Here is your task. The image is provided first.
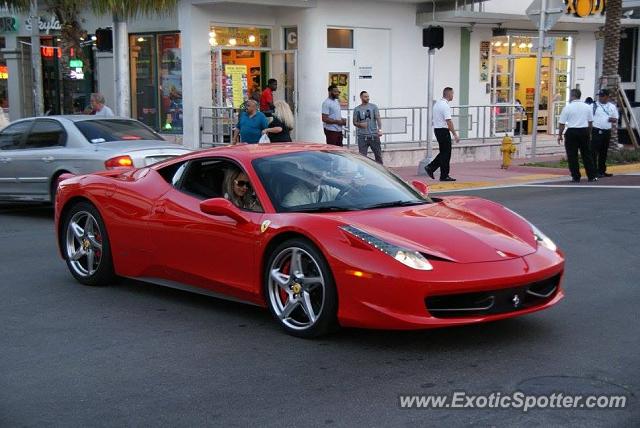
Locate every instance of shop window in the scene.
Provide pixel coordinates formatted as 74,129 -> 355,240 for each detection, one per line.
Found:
130,32 -> 182,133
327,28 -> 353,49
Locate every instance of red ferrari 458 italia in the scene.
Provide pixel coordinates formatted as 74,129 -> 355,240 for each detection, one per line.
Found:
55,144 -> 564,337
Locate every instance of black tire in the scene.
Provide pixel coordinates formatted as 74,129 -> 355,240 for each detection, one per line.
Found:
264,238 -> 339,338
62,201 -> 115,286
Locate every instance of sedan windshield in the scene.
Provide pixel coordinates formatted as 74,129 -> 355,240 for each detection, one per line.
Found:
252,151 -> 430,213
75,119 -> 164,143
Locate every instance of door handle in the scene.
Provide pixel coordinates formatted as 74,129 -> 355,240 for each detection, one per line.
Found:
0,157 -> 11,163
153,204 -> 166,214
41,156 -> 55,163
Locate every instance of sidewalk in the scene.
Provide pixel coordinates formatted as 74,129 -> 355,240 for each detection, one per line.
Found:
390,156 -> 640,192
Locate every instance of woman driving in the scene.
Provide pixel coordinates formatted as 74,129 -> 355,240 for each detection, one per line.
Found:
223,168 -> 262,212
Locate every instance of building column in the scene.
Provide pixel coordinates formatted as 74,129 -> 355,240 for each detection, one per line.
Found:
178,2 -> 212,148
95,50 -> 115,110
2,50 -> 26,121
458,27 -> 471,139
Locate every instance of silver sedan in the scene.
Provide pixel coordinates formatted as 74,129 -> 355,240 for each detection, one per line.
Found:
0,116 -> 191,202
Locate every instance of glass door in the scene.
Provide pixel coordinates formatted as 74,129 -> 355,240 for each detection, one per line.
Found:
270,50 -> 297,137
551,57 -> 572,135
491,55 -> 515,134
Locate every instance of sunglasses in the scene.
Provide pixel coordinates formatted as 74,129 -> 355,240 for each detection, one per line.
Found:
234,179 -> 250,188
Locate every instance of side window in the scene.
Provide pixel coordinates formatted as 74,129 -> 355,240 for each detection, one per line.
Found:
0,121 -> 32,150
24,120 -> 66,149
179,159 -> 230,200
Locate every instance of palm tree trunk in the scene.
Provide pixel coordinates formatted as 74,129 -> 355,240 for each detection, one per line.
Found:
29,0 -> 44,116
601,0 -> 623,146
113,13 -> 130,117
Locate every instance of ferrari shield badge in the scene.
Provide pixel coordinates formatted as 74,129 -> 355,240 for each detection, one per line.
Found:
261,220 -> 271,233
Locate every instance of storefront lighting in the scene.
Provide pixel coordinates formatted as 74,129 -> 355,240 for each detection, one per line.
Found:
494,41 -> 502,47
209,31 -> 216,38
137,37 -> 145,42
248,34 -> 256,43
209,37 -> 217,46
91,35 -> 97,41
511,42 -> 516,47
229,38 -> 237,46
519,43 -> 527,49
527,42 -> 533,48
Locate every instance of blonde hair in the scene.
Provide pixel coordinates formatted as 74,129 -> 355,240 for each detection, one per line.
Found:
273,100 -> 294,130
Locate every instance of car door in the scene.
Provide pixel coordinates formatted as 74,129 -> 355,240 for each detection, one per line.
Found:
0,120 -> 33,198
148,158 -> 264,302
13,119 -> 68,200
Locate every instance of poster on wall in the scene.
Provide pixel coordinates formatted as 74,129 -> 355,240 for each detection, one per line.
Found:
328,72 -> 349,108
224,64 -> 248,108
479,41 -> 490,82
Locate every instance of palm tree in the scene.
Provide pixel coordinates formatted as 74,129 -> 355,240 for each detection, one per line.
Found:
5,0 -> 178,117
600,0 -> 623,145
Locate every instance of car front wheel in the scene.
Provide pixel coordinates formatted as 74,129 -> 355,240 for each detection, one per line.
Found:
265,238 -> 338,338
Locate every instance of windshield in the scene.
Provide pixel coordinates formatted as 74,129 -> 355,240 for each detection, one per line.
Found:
76,119 -> 164,143
252,151 -> 430,213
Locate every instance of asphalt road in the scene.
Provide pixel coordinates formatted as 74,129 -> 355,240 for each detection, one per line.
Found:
1,186 -> 638,427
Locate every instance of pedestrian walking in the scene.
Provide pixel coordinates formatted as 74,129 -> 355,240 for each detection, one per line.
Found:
557,88 -> 598,182
591,89 -> 619,177
322,84 -> 346,146
260,79 -> 277,116
232,99 -> 269,144
90,93 -> 114,117
425,87 -> 459,181
353,91 -> 383,164
262,100 -> 294,142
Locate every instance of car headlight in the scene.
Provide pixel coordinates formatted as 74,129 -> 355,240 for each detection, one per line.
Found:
504,208 -> 557,252
340,225 -> 433,271
531,224 -> 557,252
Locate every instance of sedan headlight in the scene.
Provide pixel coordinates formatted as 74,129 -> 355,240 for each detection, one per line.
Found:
341,225 -> 433,271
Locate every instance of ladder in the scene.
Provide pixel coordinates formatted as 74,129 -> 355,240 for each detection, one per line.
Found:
616,83 -> 640,149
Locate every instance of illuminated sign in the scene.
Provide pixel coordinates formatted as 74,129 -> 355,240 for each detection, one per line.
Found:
69,59 -> 83,68
0,65 -> 7,79
566,0 -> 605,17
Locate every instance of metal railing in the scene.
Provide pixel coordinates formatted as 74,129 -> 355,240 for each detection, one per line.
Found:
197,104 -> 525,148
199,106 -> 236,147
341,104 -> 525,148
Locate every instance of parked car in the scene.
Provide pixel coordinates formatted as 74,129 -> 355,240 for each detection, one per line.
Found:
55,144 -> 564,337
0,116 -> 191,202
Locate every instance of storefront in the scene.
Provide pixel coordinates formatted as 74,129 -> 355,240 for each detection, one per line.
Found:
490,33 -> 574,134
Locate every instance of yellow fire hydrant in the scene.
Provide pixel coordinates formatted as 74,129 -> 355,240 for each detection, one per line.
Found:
500,134 -> 517,169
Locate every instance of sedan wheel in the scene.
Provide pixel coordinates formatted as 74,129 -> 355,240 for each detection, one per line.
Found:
266,239 -> 338,337
63,202 -> 115,286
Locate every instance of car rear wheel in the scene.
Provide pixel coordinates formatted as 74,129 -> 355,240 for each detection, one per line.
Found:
265,238 -> 338,338
63,202 -> 115,286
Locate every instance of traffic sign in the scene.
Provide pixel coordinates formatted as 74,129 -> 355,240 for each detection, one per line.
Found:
526,0 -> 566,31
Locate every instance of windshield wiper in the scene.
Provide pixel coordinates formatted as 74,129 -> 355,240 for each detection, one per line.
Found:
361,200 -> 425,210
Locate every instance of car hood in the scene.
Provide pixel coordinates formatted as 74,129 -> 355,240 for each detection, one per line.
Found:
93,140 -> 191,153
333,197 -> 537,263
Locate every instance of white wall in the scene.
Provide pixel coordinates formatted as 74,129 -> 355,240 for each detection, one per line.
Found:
573,32 -> 598,99
481,0 -> 527,15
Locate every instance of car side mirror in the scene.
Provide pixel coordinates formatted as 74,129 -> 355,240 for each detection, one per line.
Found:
412,180 -> 429,196
200,198 -> 249,224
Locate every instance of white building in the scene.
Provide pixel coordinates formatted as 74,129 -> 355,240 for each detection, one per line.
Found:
2,0 -> 639,154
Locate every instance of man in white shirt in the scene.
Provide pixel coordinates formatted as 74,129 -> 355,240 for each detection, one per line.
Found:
90,93 -> 115,117
425,87 -> 460,181
558,88 -> 598,182
591,89 -> 619,177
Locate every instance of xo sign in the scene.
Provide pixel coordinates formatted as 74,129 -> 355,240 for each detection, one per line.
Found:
566,0 -> 605,17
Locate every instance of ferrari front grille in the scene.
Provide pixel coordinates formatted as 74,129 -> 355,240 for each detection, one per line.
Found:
425,274 -> 561,318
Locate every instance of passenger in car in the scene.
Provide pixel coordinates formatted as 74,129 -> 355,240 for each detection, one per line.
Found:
282,169 -> 340,208
222,168 -> 262,212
